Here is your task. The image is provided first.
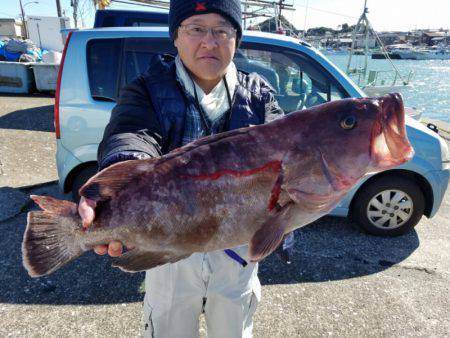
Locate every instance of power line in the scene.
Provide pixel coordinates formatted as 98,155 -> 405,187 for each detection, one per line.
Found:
112,0 -> 170,8
0,12 -> 16,17
292,1 -> 358,19
111,0 -> 168,10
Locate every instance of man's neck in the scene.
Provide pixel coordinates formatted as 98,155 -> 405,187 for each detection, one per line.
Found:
191,75 -> 222,95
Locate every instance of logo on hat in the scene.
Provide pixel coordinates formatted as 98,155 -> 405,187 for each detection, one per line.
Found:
195,2 -> 207,11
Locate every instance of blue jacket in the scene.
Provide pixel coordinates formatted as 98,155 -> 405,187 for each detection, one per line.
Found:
98,54 -> 284,167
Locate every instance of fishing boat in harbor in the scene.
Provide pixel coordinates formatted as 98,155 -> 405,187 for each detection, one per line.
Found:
346,1 -> 414,96
399,45 -> 450,60
372,43 -> 450,60
384,44 -> 415,59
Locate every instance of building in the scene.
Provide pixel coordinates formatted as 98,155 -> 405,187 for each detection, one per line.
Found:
0,19 -> 24,39
421,31 -> 448,46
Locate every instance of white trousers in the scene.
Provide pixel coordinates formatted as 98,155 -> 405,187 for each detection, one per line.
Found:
143,245 -> 261,338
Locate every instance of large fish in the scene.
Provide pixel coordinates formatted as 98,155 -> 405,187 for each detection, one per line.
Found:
22,93 -> 414,277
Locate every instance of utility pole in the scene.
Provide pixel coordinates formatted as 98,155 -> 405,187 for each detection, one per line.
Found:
71,0 -> 78,28
19,0 -> 28,39
243,2 -> 248,30
278,0 -> 283,31
55,0 -> 62,17
303,0 -> 309,38
273,2 -> 278,31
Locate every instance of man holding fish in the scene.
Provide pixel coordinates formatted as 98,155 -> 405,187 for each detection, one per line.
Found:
23,0 -> 414,337
80,0 -> 288,336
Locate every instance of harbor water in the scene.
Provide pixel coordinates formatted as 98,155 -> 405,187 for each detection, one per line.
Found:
327,54 -> 450,123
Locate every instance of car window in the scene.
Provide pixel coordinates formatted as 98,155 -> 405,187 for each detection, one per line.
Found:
100,16 -> 116,28
121,38 -> 176,86
86,38 -> 122,101
86,38 -> 176,102
86,37 -> 348,106
236,43 -> 349,113
124,18 -> 167,27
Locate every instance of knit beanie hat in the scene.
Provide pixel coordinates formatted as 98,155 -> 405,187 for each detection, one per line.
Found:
169,0 -> 242,42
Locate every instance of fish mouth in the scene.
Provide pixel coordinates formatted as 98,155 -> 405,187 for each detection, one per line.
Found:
370,93 -> 414,169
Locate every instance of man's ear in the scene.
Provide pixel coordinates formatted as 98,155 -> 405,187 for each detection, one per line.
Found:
173,29 -> 180,49
235,38 -> 241,49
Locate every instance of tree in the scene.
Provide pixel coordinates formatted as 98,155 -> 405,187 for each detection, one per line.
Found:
307,27 -> 336,36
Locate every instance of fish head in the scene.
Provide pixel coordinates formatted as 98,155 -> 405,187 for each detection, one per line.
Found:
367,93 -> 415,170
285,93 -> 414,209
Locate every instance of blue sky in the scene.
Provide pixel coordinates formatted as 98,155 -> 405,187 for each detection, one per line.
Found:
1,0 -> 449,31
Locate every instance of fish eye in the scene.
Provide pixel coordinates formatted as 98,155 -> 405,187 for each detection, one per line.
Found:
340,115 -> 357,130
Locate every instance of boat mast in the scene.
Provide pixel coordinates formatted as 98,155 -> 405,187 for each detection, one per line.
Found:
363,1 -> 370,81
346,0 -> 370,84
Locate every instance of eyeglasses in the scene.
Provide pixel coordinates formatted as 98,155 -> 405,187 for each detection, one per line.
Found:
179,24 -> 237,41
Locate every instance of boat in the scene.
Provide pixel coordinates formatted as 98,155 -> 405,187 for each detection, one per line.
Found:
345,1 -> 414,96
386,44 -> 415,59
400,45 -> 450,60
323,46 -> 350,55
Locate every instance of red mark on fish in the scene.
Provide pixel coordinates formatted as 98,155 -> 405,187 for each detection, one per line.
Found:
268,177 -> 282,211
180,160 -> 282,181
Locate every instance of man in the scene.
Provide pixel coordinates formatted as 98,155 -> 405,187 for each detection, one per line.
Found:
79,0 -> 290,336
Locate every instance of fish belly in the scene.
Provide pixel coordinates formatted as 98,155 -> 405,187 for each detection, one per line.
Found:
129,163 -> 282,253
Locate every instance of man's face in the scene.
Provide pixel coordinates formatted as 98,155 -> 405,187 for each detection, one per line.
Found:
174,13 -> 237,82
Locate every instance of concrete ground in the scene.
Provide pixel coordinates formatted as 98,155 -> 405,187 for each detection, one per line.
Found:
0,95 -> 449,337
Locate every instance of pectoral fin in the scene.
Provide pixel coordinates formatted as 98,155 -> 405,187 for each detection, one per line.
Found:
249,202 -> 295,262
112,250 -> 190,272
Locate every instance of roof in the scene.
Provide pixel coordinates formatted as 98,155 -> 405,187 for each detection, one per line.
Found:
423,32 -> 446,37
80,26 -> 306,44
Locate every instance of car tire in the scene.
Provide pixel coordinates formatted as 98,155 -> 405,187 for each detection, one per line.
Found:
351,176 -> 425,236
71,165 -> 98,203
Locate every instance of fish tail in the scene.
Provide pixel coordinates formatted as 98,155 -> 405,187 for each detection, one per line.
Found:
22,195 -> 85,278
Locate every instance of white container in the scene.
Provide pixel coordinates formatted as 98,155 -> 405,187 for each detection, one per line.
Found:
26,16 -> 71,52
0,61 -> 34,93
31,63 -> 59,91
42,51 -> 62,64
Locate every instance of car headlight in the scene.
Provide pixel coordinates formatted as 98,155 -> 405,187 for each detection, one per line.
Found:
438,135 -> 450,170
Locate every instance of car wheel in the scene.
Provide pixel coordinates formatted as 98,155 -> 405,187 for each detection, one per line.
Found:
351,176 -> 425,236
71,165 -> 98,203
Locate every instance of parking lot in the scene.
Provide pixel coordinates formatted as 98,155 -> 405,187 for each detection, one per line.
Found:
0,94 -> 449,337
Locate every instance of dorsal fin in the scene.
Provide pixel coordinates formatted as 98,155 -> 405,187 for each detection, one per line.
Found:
78,159 -> 156,202
79,129 -> 252,202
30,195 -> 78,215
159,127 -> 251,162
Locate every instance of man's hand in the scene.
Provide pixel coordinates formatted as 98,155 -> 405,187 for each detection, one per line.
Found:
78,196 -> 123,257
